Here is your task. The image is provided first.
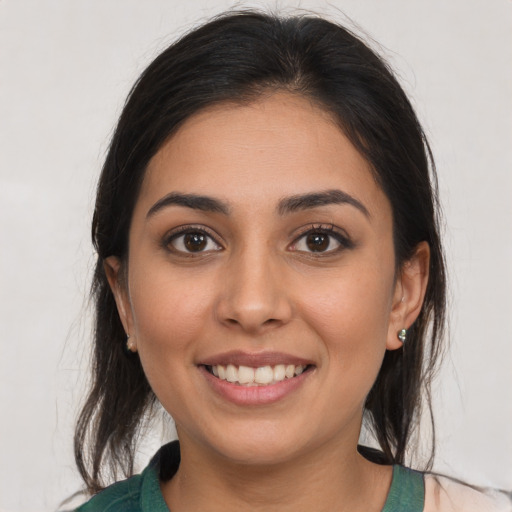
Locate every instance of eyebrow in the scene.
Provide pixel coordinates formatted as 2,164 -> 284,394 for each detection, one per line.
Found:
277,189 -> 370,217
146,192 -> 230,218
146,189 -> 369,219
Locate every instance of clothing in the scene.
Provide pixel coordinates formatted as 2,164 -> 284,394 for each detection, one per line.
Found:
423,474 -> 511,512
75,442 -> 511,512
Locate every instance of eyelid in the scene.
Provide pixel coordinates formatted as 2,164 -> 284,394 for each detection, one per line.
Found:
162,224 -> 224,254
288,223 -> 354,253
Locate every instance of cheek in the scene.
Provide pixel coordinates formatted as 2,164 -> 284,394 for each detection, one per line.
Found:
128,266 -> 214,359
300,267 -> 394,343
297,260 -> 395,394
127,269 -> 217,417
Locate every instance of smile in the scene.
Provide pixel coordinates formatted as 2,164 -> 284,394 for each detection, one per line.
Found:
199,351 -> 315,405
206,364 -> 308,386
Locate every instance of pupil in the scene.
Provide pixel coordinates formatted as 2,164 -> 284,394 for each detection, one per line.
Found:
184,233 -> 207,251
306,233 -> 329,252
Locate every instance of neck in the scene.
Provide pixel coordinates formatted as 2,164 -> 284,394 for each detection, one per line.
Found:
161,434 -> 392,512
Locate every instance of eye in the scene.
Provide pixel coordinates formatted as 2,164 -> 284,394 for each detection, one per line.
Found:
290,225 -> 352,254
165,227 -> 222,254
294,232 -> 340,253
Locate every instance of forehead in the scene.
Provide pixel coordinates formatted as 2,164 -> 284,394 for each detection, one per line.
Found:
139,93 -> 388,218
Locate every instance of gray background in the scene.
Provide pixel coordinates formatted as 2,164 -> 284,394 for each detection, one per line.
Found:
1,1 -> 511,510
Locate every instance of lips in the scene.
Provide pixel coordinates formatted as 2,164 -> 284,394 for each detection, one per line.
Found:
200,350 -> 313,368
198,351 -> 315,405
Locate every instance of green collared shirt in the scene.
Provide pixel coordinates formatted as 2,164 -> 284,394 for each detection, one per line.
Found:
76,442 -> 424,512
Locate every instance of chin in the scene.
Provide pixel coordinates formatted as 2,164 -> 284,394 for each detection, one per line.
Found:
201,420 -> 321,467
216,439 -> 303,467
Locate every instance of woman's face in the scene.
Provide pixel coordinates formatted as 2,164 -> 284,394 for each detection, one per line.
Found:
108,93 -> 425,465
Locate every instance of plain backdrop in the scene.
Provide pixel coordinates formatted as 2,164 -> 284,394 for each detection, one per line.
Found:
1,1 -> 511,511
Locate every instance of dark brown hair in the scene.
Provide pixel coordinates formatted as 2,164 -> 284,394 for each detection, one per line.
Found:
75,11 -> 446,494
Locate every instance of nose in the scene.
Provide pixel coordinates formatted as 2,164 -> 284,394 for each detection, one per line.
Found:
215,247 -> 293,335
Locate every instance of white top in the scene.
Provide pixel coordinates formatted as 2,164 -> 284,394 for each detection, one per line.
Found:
424,474 -> 512,511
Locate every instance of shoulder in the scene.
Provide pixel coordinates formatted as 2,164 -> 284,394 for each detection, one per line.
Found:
73,442 -> 178,512
423,473 -> 512,512
74,474 -> 143,512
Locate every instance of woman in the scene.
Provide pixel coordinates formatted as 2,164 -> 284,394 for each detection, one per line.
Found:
74,11 -> 510,511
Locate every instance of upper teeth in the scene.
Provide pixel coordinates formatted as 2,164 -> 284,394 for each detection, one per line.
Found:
210,364 -> 307,386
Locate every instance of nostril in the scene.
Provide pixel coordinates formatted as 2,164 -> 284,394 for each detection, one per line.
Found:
215,288 -> 293,332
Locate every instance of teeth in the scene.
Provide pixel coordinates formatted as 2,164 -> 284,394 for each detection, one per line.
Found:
209,363 -> 308,386
238,365 -> 255,384
254,366 -> 274,384
273,364 -> 286,382
226,364 -> 238,383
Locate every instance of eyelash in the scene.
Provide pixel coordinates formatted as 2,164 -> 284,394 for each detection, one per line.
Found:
290,224 -> 354,255
162,223 -> 353,256
163,225 -> 223,256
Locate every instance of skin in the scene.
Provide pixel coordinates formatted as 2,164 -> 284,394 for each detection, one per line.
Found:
106,92 -> 430,512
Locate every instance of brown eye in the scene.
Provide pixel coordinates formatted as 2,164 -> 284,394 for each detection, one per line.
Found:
184,232 -> 207,252
291,226 -> 350,255
167,229 -> 222,254
306,233 -> 330,252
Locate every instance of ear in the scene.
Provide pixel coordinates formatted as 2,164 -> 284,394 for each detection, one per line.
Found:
104,256 -> 134,339
386,241 -> 430,350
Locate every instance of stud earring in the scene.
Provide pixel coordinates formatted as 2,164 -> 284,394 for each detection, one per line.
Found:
397,328 -> 407,344
126,334 -> 137,353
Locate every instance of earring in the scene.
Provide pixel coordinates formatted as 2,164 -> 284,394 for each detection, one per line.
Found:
397,328 -> 407,344
126,334 -> 137,353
